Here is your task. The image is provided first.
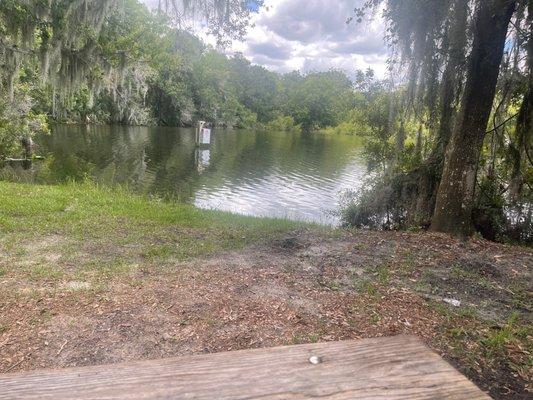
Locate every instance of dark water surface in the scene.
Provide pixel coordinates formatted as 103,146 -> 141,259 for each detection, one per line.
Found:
7,125 -> 367,224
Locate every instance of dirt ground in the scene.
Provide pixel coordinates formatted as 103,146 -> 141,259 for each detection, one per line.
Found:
0,229 -> 531,399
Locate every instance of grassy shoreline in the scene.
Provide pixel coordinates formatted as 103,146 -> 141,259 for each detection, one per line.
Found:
0,181 -> 318,262
0,181 -> 327,291
0,181 -> 531,399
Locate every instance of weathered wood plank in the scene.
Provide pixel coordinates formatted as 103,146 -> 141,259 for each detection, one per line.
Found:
0,335 -> 489,399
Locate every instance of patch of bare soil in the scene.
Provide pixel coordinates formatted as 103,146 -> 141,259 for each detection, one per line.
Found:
0,230 -> 531,399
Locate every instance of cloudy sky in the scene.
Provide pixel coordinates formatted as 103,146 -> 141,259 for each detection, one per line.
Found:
143,0 -> 389,78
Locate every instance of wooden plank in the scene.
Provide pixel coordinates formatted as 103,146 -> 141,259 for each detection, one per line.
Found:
0,335 -> 489,400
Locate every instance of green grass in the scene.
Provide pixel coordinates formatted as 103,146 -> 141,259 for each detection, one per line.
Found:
482,312 -> 532,355
0,181 -> 321,284
357,279 -> 378,296
0,181 -> 306,236
374,265 -> 390,284
0,181 -> 309,235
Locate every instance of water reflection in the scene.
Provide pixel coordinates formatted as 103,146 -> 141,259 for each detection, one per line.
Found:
6,125 -> 366,224
195,149 -> 211,173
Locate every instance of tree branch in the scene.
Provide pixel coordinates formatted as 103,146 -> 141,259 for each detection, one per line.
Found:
485,112 -> 518,134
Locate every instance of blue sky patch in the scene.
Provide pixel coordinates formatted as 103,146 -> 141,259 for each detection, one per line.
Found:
247,0 -> 263,12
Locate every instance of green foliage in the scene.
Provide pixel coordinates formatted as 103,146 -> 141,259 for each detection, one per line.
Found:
342,176 -> 395,229
228,54 -> 280,123
265,115 -> 301,133
323,121 -> 357,135
472,177 -> 507,241
0,96 -> 48,160
481,312 -> 531,356
233,104 -> 259,129
0,0 -> 263,156
282,70 -> 355,131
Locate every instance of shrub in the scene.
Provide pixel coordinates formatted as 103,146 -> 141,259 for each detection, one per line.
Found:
265,115 -> 301,133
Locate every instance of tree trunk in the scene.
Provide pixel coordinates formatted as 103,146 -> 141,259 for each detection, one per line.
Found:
431,0 -> 516,237
429,0 -> 468,163
405,0 -> 468,227
408,0 -> 468,226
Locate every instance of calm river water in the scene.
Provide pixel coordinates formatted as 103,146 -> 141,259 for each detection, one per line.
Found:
7,125 -> 367,224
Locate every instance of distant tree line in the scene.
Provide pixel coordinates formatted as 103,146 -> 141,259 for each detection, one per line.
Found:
0,0 -> 355,159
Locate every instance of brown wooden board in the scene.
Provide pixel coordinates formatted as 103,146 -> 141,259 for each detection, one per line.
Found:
0,335 -> 489,399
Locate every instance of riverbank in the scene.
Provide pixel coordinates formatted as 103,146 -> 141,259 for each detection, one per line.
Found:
0,182 -> 531,399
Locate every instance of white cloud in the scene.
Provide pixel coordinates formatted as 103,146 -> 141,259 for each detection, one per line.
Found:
141,0 -> 389,78
233,0 -> 388,78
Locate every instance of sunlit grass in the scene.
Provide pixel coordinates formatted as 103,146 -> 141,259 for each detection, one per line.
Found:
0,181 -> 323,284
0,181 -> 310,238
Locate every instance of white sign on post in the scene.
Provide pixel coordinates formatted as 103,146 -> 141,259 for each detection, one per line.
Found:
201,128 -> 211,144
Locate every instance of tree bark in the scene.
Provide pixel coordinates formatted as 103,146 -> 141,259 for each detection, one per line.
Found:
409,0 -> 467,223
429,0 -> 468,163
431,0 -> 516,237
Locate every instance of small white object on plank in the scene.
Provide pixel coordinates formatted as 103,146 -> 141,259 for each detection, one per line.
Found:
308,355 -> 322,365
0,335 -> 489,400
